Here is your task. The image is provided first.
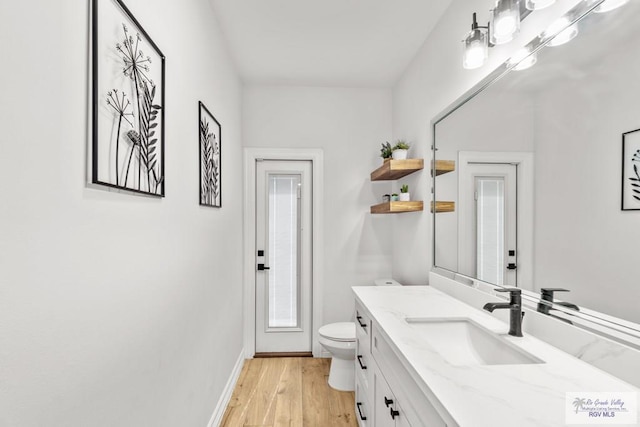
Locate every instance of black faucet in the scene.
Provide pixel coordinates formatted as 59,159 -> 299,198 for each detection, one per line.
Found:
537,288 -> 579,315
483,288 -> 524,337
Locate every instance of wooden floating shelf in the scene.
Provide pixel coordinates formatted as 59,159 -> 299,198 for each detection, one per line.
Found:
432,160 -> 455,177
431,201 -> 455,213
371,201 -> 424,214
371,159 -> 424,181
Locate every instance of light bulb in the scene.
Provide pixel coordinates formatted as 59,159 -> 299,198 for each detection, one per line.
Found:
544,17 -> 579,47
594,0 -> 629,13
509,48 -> 537,70
463,29 -> 488,69
490,0 -> 521,45
495,16 -> 517,37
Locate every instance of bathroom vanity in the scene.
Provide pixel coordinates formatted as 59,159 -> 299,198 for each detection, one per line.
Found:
352,285 -> 639,427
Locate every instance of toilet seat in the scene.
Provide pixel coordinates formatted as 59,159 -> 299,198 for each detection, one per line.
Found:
318,322 -> 355,342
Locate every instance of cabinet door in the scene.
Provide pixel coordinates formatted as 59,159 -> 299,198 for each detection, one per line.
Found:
355,379 -> 371,427
373,363 -> 415,427
373,365 -> 396,427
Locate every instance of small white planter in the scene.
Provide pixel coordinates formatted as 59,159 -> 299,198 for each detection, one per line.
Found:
399,192 -> 410,201
392,149 -> 408,160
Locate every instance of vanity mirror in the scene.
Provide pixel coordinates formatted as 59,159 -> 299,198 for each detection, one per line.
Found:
432,0 -> 640,341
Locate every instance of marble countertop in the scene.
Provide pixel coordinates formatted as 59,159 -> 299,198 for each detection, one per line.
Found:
353,285 -> 639,427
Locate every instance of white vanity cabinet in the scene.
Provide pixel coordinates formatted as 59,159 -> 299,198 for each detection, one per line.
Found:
355,303 -> 373,426
355,301 -> 451,427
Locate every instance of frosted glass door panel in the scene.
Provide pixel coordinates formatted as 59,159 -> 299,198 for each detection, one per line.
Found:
268,175 -> 301,328
476,177 -> 505,286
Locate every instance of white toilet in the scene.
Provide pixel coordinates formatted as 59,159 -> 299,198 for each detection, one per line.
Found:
319,279 -> 401,391
318,322 -> 357,391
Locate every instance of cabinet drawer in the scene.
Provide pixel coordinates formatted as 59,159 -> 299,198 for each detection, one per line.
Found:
355,345 -> 373,405
357,322 -> 370,356
355,303 -> 371,338
355,379 -> 372,427
356,340 -> 372,380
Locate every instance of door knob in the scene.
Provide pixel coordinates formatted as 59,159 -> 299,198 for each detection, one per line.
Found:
257,264 -> 270,271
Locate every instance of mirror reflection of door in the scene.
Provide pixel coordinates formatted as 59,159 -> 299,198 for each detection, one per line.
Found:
461,163 -> 517,287
255,160 -> 312,354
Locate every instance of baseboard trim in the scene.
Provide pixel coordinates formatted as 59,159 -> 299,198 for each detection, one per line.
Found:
207,349 -> 245,427
254,351 -> 313,358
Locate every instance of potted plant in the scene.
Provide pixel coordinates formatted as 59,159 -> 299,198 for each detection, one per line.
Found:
399,184 -> 410,201
380,142 -> 393,163
392,141 -> 410,160
391,193 -> 399,201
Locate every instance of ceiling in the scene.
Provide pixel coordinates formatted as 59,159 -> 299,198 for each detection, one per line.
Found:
210,0 -> 453,87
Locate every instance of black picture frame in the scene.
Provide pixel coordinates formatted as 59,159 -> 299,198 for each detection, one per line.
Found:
91,0 -> 166,196
199,102 -> 222,207
622,128 -> 640,211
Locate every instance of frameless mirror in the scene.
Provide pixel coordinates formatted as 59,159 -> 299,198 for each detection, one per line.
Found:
433,0 -> 640,337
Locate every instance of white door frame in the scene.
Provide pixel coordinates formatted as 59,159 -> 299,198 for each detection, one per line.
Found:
458,151 -> 534,290
243,148 -> 324,358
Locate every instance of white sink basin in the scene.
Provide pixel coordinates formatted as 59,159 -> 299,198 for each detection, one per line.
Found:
404,317 -> 544,366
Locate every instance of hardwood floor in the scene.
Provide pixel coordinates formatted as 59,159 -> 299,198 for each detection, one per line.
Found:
220,357 -> 357,427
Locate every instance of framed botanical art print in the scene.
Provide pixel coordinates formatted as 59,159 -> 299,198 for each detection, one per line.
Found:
199,102 -> 222,207
91,0 -> 165,196
622,128 -> 640,211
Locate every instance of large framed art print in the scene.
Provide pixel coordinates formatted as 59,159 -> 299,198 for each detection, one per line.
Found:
91,0 -> 165,196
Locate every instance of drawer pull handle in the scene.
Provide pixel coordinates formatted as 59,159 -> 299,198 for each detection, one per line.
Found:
356,402 -> 367,421
356,316 -> 367,329
384,396 -> 393,407
390,407 -> 400,420
357,355 -> 367,370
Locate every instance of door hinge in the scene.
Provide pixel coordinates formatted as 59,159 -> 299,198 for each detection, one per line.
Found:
297,183 -> 301,199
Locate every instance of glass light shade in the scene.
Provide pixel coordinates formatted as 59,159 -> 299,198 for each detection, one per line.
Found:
509,48 -> 537,70
490,0 -> 521,45
544,18 -> 579,47
594,0 -> 629,13
525,0 -> 555,10
463,28 -> 489,69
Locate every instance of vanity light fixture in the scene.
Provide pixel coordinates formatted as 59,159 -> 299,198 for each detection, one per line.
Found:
544,17 -> 579,47
509,47 -> 537,70
462,13 -> 490,69
462,0 -> 526,69
593,0 -> 629,13
490,0 -> 521,45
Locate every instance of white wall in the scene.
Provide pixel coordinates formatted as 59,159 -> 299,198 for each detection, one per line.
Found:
0,1 -> 243,426
391,0 -> 581,284
243,86 -> 393,325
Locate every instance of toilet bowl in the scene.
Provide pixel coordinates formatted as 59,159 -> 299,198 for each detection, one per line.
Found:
318,278 -> 402,391
318,322 -> 356,391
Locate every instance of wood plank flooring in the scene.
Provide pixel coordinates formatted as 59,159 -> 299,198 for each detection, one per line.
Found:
220,357 -> 357,427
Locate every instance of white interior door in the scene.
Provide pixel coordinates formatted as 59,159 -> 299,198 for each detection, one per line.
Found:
255,160 -> 312,353
460,163 -> 518,287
